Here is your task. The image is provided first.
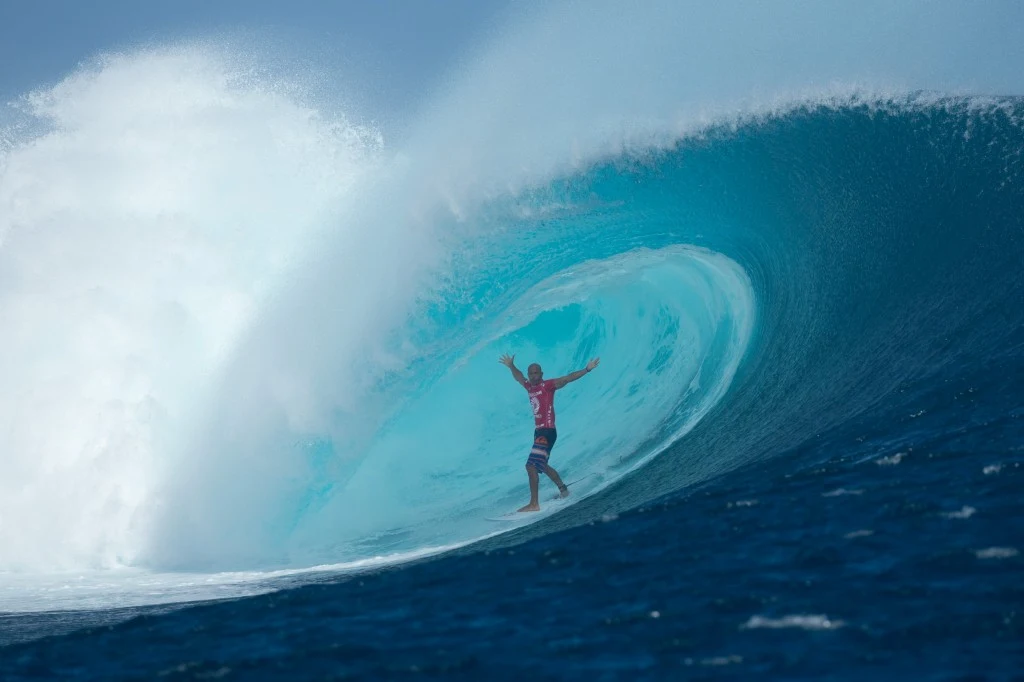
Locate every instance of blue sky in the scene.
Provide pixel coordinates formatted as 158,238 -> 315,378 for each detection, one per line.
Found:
0,0 -> 513,119
4,1 -> 1024,135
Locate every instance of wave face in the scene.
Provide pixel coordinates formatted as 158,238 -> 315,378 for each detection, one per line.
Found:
1,3 -> 1023,610
341,96 -> 1023,555
157,96 -> 1023,573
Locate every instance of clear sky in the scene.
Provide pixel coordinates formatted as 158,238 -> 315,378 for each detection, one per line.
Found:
4,1 -> 1024,138
0,0 -> 514,121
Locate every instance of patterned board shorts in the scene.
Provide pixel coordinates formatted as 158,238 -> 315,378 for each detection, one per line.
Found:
526,428 -> 558,473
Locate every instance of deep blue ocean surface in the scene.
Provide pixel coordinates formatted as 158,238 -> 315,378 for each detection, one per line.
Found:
1,96 -> 1022,679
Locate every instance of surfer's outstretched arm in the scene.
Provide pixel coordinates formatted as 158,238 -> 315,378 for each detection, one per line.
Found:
553,357 -> 600,389
499,353 -> 527,385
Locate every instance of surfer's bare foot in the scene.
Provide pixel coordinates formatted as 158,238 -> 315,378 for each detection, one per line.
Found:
518,503 -> 541,512
558,485 -> 570,498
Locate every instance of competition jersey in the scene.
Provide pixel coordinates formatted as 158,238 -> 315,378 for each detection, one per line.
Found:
521,378 -> 557,429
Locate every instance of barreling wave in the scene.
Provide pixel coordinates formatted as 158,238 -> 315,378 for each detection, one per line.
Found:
1,0 -> 1022,611
146,95 -> 1024,572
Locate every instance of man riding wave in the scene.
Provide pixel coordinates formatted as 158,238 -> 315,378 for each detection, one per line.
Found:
499,353 -> 600,512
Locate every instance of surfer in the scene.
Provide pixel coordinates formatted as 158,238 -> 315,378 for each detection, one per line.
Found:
499,353 -> 600,512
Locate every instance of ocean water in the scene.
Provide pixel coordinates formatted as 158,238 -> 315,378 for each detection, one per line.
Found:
2,4 -> 1023,680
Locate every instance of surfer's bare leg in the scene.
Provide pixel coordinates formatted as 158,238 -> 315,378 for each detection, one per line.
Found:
518,464 -> 541,512
545,465 -> 570,498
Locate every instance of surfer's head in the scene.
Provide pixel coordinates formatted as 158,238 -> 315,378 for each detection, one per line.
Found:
527,363 -> 543,384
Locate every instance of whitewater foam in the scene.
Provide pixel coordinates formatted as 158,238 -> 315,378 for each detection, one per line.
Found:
0,46 -> 382,573
741,614 -> 845,631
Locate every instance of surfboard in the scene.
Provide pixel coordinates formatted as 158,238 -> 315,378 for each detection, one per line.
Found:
486,500 -> 567,523
486,509 -> 534,523
486,474 -> 594,522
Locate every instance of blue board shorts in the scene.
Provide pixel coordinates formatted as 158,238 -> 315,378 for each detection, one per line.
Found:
526,428 -> 557,473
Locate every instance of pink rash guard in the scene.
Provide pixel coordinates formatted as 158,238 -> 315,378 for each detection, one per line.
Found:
521,378 -> 557,429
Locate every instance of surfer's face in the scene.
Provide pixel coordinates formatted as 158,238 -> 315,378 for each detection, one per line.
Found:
527,364 -> 543,384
